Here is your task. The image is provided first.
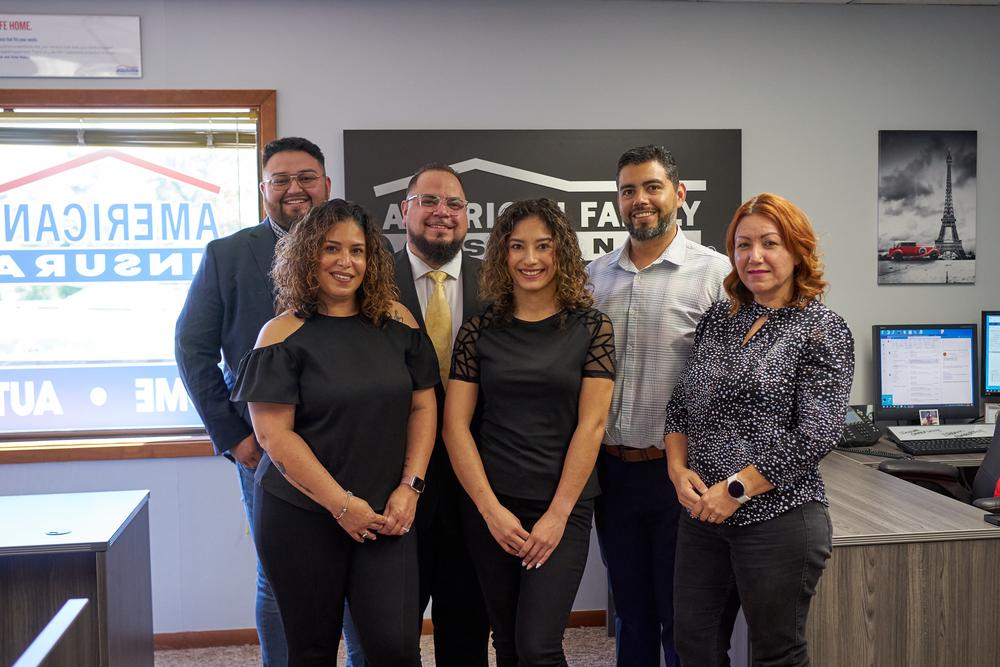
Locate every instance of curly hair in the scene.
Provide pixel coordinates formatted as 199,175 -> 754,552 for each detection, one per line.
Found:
271,199 -> 398,325
479,198 -> 592,322
723,192 -> 827,314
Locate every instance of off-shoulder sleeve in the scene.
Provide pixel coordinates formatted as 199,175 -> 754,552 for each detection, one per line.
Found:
450,315 -> 483,383
230,344 -> 301,404
406,328 -> 441,390
582,310 -> 616,379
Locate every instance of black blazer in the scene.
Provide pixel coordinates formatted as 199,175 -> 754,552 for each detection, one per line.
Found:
175,221 -> 277,455
393,248 -> 482,334
393,248 -> 483,472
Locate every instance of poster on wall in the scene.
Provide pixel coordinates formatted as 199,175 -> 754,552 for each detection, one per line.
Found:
0,15 -> 141,78
344,130 -> 741,261
0,145 -> 259,434
877,130 -> 977,285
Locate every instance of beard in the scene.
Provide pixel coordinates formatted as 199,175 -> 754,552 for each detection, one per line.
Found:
625,206 -> 677,242
410,233 -> 464,266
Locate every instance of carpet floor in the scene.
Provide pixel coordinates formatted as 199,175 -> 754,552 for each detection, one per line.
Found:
155,627 -> 615,666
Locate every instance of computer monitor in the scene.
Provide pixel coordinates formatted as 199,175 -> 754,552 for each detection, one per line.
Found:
872,323 -> 979,423
983,311 -> 1000,399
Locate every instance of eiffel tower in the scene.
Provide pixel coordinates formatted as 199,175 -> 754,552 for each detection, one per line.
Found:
934,150 -> 967,259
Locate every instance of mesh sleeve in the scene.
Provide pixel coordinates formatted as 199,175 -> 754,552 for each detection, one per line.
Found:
582,310 -> 616,379
449,314 -> 482,383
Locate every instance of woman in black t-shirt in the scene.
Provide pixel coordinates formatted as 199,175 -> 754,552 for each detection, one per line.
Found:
443,198 -> 616,667
230,199 -> 437,666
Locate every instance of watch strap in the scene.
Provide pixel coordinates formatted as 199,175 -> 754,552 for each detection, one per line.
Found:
727,473 -> 750,505
401,475 -> 425,494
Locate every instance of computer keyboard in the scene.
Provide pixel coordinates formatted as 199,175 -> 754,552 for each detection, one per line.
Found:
895,437 -> 992,456
837,447 -> 912,459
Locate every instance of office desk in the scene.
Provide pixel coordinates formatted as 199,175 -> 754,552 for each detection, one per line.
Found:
835,436 -> 984,468
805,454 -> 1000,665
0,490 -> 153,667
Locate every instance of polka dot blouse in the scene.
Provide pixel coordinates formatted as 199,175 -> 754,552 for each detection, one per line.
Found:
664,299 -> 855,526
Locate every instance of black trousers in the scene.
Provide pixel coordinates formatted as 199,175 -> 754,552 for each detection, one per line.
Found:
415,448 -> 490,666
673,501 -> 832,667
461,494 -> 594,667
253,488 -> 420,667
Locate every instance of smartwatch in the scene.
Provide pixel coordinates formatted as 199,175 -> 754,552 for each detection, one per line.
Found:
401,475 -> 426,495
727,474 -> 750,505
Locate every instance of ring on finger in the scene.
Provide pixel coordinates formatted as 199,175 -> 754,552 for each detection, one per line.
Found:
361,530 -> 370,540
402,526 -> 410,533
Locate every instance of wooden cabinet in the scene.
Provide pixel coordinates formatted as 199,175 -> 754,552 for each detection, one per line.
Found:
0,490 -> 153,666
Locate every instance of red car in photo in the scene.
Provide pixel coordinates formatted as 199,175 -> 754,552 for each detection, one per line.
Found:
887,241 -> 940,261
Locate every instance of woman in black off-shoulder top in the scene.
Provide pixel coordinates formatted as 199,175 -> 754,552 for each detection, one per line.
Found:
230,199 -> 437,666
443,199 -> 616,667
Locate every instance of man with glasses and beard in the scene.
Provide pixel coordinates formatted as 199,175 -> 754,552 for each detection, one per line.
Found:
177,137 -> 339,666
586,146 -> 729,667
393,164 -> 490,667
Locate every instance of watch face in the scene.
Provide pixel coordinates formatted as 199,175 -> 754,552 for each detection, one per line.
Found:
728,479 -> 745,499
410,477 -> 426,493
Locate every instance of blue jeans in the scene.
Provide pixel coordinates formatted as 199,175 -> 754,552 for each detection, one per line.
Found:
238,463 -> 365,666
673,502 -> 833,667
342,603 -> 365,666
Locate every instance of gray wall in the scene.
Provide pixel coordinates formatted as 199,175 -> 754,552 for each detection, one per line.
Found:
3,0 -> 998,634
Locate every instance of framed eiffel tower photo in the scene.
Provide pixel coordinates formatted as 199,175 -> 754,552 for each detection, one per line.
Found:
877,130 -> 977,284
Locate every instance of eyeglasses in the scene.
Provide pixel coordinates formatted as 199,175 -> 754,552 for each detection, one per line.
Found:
405,194 -> 468,212
262,172 -> 324,190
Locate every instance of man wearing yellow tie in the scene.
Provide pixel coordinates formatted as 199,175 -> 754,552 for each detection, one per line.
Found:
393,163 -> 489,667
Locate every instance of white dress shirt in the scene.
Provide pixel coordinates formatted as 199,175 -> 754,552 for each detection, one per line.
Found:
406,244 -> 465,345
586,227 -> 730,450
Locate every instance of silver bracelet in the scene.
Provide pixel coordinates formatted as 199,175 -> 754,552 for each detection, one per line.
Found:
333,491 -> 353,521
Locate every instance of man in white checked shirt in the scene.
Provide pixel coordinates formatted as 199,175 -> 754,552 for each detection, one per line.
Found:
587,145 -> 729,667
392,164 -> 489,667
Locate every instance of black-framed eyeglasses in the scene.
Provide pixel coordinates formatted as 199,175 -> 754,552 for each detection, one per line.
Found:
405,194 -> 468,212
262,172 -> 324,190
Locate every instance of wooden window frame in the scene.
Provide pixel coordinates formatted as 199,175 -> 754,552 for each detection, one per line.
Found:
0,89 -> 277,464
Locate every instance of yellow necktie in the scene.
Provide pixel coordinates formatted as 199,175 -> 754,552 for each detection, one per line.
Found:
425,270 -> 452,388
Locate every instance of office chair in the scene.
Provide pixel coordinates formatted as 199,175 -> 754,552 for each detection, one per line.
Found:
878,420 -> 1000,513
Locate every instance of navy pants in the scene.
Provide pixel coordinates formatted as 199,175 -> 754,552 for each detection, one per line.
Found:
595,452 -> 681,667
673,502 -> 832,667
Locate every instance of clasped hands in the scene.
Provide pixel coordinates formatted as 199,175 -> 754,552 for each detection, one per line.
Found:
670,467 -> 739,525
333,485 -> 419,543
484,504 -> 566,570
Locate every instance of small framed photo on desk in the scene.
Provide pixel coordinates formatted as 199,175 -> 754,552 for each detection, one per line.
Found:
986,403 -> 999,425
919,408 -> 940,426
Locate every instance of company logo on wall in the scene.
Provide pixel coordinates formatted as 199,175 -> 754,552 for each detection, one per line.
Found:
345,130 -> 741,259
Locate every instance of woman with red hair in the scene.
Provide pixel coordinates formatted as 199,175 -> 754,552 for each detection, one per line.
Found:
664,193 -> 854,666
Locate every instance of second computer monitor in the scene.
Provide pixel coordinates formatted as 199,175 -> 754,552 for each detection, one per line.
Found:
983,311 -> 1000,399
872,323 -> 979,423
